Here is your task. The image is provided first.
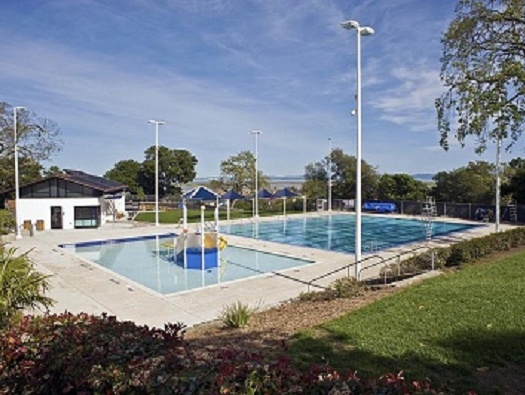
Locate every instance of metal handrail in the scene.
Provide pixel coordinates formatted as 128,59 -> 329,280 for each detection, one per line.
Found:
306,254 -> 383,292
358,245 -> 433,284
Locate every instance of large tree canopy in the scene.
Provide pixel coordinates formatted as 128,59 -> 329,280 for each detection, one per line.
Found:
104,160 -> 142,194
0,102 -> 62,161
431,161 -> 496,203
436,0 -> 525,153
220,150 -> 269,193
140,146 -> 197,197
303,149 -> 379,200
377,174 -> 429,201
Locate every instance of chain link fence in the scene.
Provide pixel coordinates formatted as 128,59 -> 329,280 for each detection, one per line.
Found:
332,198 -> 523,224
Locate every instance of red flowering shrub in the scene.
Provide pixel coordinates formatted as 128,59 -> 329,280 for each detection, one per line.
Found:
0,312 -> 445,394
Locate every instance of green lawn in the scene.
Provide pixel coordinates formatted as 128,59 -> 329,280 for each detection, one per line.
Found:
290,251 -> 525,393
134,208 -> 303,223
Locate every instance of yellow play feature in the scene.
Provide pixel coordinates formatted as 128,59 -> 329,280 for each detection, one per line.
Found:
163,233 -> 227,251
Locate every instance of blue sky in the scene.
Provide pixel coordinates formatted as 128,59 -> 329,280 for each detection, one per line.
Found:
1,0 -> 520,178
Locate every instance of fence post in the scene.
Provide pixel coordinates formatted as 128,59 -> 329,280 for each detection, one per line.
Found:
444,202 -> 447,217
401,201 -> 404,215
397,255 -> 401,276
431,250 -> 435,271
469,203 -> 472,220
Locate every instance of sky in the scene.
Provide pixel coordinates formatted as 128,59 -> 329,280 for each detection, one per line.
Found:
0,0 -> 521,178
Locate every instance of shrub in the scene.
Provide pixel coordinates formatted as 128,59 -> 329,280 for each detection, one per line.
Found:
219,301 -> 258,328
331,277 -> 364,298
0,209 -> 15,236
0,312 -> 446,394
382,227 -> 525,277
0,246 -> 53,329
0,313 -> 191,394
298,289 -> 336,302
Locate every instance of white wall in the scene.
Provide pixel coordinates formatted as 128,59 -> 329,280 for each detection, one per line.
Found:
18,197 -> 104,230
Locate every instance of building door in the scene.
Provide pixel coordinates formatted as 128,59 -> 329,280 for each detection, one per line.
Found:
51,206 -> 63,229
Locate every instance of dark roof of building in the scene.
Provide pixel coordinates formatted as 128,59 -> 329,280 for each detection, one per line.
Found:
0,169 -> 127,195
61,169 -> 127,193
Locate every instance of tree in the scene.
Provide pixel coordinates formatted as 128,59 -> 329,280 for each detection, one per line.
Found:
431,161 -> 496,203
330,149 -> 379,200
0,103 -> 62,162
0,156 -> 43,194
302,161 -> 328,199
502,156 -> 525,203
139,146 -> 197,197
377,174 -> 429,201
302,149 -> 379,201
0,103 -> 62,193
43,166 -> 63,177
220,151 -> 269,193
436,0 -> 525,153
104,160 -> 142,194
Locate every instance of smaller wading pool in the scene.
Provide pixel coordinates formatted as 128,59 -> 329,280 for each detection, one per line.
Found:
60,234 -> 313,295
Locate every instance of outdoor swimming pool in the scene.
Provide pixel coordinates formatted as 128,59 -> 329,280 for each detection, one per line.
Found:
223,214 -> 481,253
60,234 -> 313,295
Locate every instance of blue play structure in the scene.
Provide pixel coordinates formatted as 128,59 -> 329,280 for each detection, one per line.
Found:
363,201 -> 397,213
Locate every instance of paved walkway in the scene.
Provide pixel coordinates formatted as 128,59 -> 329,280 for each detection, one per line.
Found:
4,213 -> 510,328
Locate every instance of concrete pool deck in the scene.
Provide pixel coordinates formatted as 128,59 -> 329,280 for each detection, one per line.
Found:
4,212 -> 511,328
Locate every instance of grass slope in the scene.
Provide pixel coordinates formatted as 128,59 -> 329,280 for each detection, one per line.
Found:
291,251 -> 525,392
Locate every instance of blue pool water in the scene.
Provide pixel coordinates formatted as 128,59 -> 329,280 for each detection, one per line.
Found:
60,234 -> 313,295
223,215 -> 481,253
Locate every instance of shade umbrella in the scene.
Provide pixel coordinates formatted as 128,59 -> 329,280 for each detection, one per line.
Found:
257,188 -> 275,199
181,186 -> 221,229
220,189 -> 244,221
251,188 -> 276,217
183,186 -> 221,201
274,188 -> 299,217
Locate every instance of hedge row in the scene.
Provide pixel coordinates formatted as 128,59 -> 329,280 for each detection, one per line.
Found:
384,227 -> 525,276
0,313 -> 441,394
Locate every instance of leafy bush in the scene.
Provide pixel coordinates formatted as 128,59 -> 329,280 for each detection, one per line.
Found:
0,246 -> 53,329
0,209 -> 15,236
331,277 -> 364,298
298,289 -> 337,302
382,227 -> 525,276
219,301 -> 258,328
0,312 -> 444,394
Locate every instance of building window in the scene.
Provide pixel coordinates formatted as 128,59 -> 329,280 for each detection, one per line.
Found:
74,206 -> 100,228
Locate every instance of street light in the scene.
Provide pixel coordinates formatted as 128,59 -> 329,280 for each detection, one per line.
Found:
148,119 -> 165,227
341,19 -> 374,279
13,106 -> 25,239
251,130 -> 262,218
328,137 -> 332,212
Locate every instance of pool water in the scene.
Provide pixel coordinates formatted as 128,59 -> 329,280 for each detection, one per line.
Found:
223,214 -> 480,253
60,234 -> 313,295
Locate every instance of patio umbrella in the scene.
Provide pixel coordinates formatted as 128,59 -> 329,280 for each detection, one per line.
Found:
183,186 -> 221,201
274,188 -> 299,217
220,189 -> 244,221
181,186 -> 221,229
257,188 -> 275,199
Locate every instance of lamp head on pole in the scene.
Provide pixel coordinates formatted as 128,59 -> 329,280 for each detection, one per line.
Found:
149,120 -> 165,125
341,20 -> 360,30
250,130 -> 262,135
341,20 -> 374,36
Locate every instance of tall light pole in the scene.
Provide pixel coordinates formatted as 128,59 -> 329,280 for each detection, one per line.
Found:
149,120 -> 165,227
495,137 -> 501,232
328,137 -> 332,212
14,106 -> 25,239
342,19 -> 374,279
251,130 -> 262,218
